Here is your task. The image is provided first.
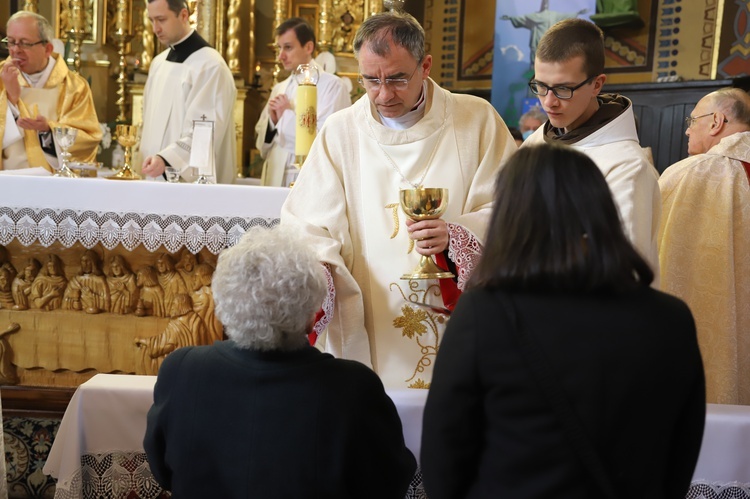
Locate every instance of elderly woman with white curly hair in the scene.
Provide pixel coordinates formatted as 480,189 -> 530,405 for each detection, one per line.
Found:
143,225 -> 416,499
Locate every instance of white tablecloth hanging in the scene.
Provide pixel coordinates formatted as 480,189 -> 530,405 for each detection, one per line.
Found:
43,374 -> 428,499
686,404 -> 750,499
0,176 -> 290,254
43,375 -> 159,499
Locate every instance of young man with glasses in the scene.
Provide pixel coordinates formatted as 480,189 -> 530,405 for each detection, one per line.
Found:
0,11 -> 101,171
254,18 -> 351,187
658,87 -> 750,405
524,18 -> 660,276
281,11 -> 516,388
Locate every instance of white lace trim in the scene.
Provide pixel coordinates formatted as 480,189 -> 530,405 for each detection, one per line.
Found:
446,223 -> 482,291
687,481 -> 750,498
313,263 -> 334,337
52,451 -> 165,499
0,206 -> 278,254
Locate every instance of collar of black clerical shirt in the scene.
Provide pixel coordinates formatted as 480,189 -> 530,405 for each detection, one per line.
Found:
166,30 -> 210,63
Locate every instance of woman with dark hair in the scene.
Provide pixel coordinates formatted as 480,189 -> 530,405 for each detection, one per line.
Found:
421,143 -> 705,499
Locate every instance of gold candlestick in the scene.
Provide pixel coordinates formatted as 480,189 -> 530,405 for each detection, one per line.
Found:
22,0 -> 39,13
113,31 -> 133,123
109,125 -> 141,180
68,0 -> 87,74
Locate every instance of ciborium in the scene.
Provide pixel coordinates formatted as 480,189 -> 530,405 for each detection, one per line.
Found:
400,187 -> 455,280
52,126 -> 79,178
109,124 -> 142,180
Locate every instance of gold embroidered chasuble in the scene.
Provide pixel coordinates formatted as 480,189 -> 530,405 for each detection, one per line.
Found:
0,54 -> 101,171
281,79 -> 516,388
659,131 -> 750,404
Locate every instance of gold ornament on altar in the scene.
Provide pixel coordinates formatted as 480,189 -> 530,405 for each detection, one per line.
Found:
109,125 -> 141,180
294,63 -> 320,167
400,188 -> 455,280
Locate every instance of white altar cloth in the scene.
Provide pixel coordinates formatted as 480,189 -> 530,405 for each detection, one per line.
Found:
0,175 -> 290,254
46,374 -> 747,498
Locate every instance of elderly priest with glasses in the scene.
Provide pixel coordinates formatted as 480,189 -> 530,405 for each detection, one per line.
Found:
281,11 -> 516,389
522,18 -> 660,275
0,11 -> 101,172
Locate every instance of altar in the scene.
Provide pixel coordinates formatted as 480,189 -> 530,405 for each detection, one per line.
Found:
42,374 -> 750,499
0,175 -> 289,388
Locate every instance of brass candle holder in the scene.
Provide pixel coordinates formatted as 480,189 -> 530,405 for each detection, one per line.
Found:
108,124 -> 141,180
400,187 -> 455,280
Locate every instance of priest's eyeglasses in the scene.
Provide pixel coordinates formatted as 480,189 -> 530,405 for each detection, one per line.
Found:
685,112 -> 729,129
358,62 -> 420,91
528,75 -> 596,100
1,38 -> 47,50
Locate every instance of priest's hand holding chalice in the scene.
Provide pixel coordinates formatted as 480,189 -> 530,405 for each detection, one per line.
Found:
401,187 -> 455,280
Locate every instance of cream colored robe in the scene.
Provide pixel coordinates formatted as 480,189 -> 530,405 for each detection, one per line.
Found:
525,99 -> 661,277
282,79 -> 516,388
140,44 -> 236,184
659,131 -> 750,404
255,68 -> 351,187
0,54 -> 101,171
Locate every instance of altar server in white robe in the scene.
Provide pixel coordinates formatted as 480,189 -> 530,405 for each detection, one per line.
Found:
255,17 -> 351,187
281,11 -> 517,388
140,0 -> 236,184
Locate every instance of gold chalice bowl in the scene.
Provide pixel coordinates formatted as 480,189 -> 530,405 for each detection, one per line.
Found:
108,124 -> 141,180
400,187 -> 455,280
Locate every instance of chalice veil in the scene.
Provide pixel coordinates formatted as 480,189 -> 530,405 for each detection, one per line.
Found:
358,113 -> 463,388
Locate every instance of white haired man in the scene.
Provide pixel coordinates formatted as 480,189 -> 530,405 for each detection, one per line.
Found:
658,87 -> 750,404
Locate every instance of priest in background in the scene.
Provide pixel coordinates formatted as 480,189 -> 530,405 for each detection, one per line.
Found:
140,0 -> 236,184
0,11 -> 100,172
254,17 -> 351,187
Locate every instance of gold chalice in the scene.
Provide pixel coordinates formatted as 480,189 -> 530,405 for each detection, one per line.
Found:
400,187 -> 455,280
108,124 -> 141,180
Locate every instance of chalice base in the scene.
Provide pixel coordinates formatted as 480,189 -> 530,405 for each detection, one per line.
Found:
54,165 -> 79,178
401,255 -> 455,280
108,164 -> 142,181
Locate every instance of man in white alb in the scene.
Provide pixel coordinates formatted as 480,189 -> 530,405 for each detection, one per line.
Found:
140,0 -> 236,184
0,11 -> 100,171
281,11 -> 516,388
255,17 -> 351,187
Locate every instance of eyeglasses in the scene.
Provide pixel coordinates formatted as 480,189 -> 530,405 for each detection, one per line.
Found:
528,75 -> 597,100
1,38 -> 47,50
684,112 -> 729,129
358,62 -> 420,91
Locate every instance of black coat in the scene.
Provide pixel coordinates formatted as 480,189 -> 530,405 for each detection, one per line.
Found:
421,286 -> 705,499
144,341 -> 416,499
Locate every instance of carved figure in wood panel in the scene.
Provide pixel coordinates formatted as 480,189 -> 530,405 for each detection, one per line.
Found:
175,251 -> 197,290
135,293 -> 208,374
0,323 -> 19,385
190,262 -> 222,344
135,265 -> 167,317
62,250 -> 111,314
108,255 -> 139,315
0,267 -> 14,309
30,255 -> 67,311
155,253 -> 188,307
11,258 -> 41,311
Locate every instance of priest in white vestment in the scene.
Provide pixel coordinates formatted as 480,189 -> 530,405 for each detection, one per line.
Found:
659,88 -> 750,404
140,0 -> 236,184
0,12 -> 100,172
281,12 -> 517,388
255,17 -> 351,187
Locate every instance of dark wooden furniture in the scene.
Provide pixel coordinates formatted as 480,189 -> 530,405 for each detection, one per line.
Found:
605,77 -> 750,174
